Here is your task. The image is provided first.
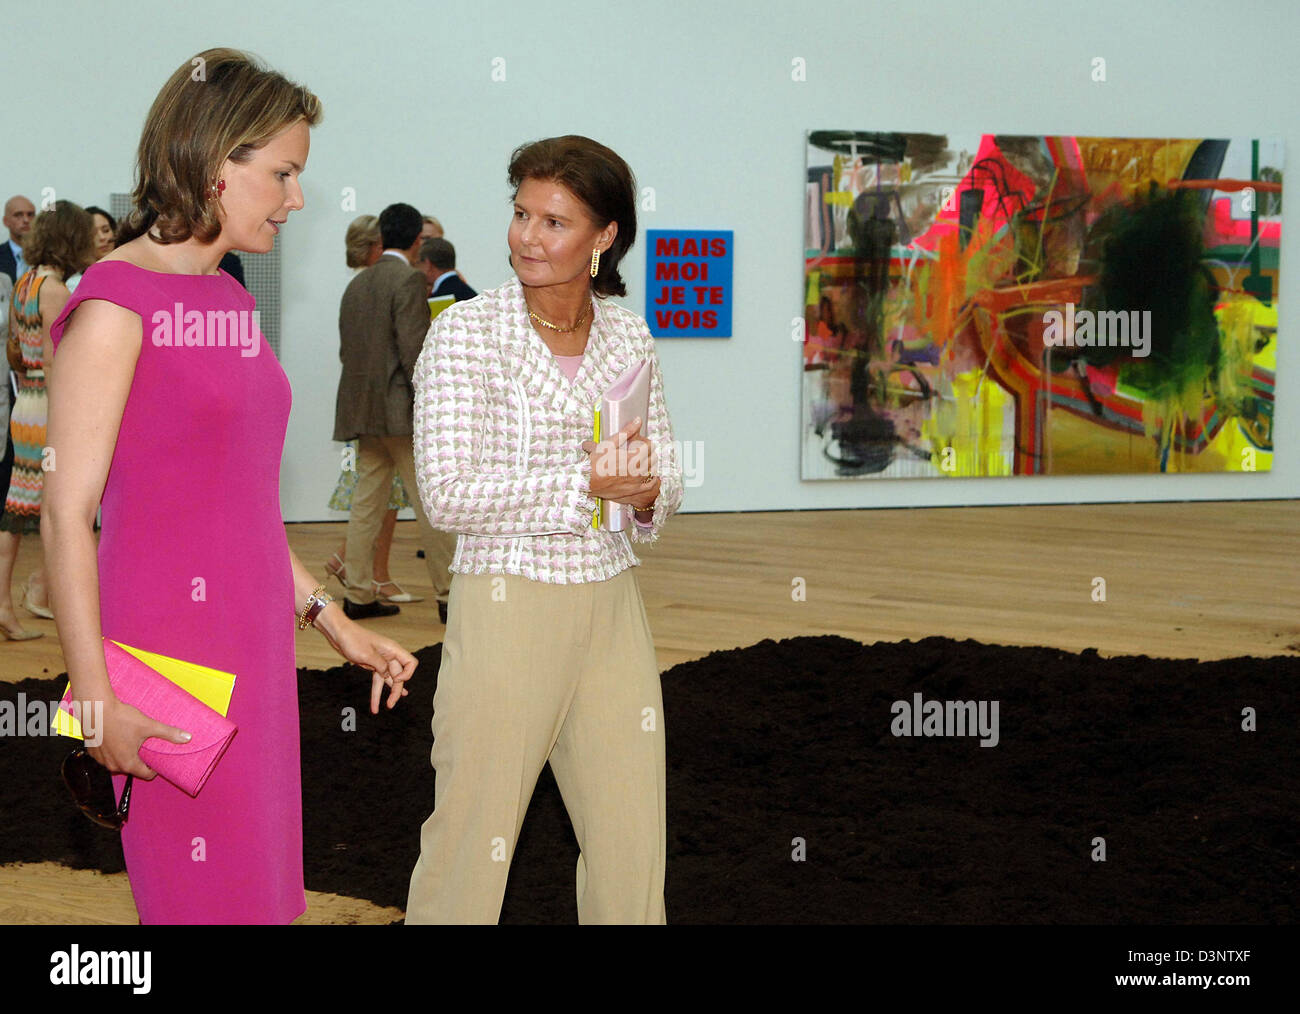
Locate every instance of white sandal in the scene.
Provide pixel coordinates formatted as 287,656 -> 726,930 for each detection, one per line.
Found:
373,579 -> 423,603
23,577 -> 54,620
324,552 -> 356,590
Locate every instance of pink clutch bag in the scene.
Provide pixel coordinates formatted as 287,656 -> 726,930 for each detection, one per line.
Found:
58,639 -> 238,797
596,359 -> 652,532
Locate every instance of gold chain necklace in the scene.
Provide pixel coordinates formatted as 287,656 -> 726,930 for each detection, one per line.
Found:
528,302 -> 589,334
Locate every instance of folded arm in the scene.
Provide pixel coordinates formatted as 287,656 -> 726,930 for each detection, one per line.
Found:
412,316 -> 598,538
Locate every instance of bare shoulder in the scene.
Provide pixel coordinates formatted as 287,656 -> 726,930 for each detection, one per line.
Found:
52,301 -> 143,388
58,292 -> 144,351
96,243 -> 151,270
38,274 -> 71,301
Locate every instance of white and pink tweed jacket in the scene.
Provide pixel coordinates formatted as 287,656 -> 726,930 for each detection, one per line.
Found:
412,276 -> 682,584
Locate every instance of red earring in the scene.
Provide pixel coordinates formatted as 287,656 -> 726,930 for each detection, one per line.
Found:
217,180 -> 226,193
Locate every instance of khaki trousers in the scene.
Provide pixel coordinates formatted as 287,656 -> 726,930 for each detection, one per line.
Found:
404,570 -> 667,924
344,434 -> 456,605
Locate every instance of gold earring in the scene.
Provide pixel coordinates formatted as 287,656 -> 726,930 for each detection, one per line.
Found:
590,247 -> 600,278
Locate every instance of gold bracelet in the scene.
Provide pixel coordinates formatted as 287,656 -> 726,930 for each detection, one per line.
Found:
298,585 -> 332,630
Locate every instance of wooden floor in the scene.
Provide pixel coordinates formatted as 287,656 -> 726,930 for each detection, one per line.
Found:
3,499 -> 1298,923
4,500 -> 1296,684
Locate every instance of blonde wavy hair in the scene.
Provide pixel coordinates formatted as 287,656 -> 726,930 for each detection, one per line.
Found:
345,215 -> 380,268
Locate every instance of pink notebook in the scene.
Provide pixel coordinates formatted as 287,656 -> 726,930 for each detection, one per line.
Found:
58,639 -> 238,797
596,359 -> 652,531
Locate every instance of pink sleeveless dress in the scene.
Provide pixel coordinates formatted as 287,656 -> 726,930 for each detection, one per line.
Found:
50,259 -> 305,924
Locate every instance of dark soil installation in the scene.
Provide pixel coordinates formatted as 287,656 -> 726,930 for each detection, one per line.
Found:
2,636 -> 1295,923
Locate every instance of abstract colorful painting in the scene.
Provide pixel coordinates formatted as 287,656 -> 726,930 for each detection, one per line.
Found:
802,132 -> 1281,478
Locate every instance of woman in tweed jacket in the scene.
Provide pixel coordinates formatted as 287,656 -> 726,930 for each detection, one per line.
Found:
405,136 -> 682,923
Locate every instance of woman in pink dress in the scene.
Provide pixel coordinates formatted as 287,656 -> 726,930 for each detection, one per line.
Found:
42,48 -> 417,924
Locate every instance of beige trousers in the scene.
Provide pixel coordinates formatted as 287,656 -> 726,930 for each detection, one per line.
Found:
404,569 -> 667,924
344,434 -> 456,604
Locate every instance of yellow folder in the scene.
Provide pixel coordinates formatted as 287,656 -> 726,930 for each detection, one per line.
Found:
55,641 -> 237,739
591,406 -> 602,529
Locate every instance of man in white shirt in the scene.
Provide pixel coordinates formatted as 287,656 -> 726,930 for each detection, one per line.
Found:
0,196 -> 35,282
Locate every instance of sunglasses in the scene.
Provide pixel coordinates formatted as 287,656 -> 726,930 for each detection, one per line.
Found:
61,749 -> 133,830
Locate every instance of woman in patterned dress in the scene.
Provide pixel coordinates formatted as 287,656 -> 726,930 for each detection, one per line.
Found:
0,201 -> 94,640
404,136 -> 682,923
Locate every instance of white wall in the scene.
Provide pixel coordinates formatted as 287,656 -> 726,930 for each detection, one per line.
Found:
3,0 -> 1296,519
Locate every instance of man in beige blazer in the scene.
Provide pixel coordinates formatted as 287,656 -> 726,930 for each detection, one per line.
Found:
333,202 -> 455,622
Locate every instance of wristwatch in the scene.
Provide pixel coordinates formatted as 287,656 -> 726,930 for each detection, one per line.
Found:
298,585 -> 333,630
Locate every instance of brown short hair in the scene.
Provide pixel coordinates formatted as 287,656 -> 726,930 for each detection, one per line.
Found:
22,200 -> 94,280
345,214 -> 380,268
120,48 -> 322,246
419,236 -> 456,270
507,135 -> 636,298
